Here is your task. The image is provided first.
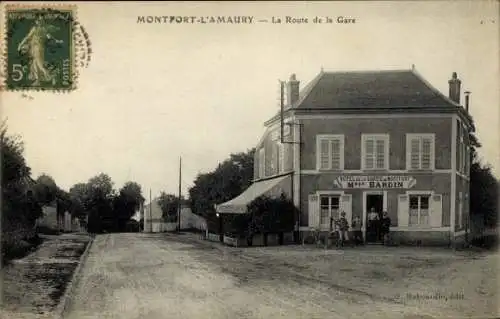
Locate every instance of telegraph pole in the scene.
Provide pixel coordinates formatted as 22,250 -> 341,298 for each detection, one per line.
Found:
149,188 -> 152,233
177,157 -> 182,232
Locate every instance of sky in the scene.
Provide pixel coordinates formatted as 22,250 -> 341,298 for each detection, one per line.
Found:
1,1 -> 499,200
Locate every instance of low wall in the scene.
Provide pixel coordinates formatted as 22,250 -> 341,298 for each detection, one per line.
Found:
391,231 -> 451,247
222,232 -> 295,247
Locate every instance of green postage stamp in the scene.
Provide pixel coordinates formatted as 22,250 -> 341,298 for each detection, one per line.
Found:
5,6 -> 76,91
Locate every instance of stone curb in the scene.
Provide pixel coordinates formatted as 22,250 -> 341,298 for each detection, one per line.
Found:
53,234 -> 95,319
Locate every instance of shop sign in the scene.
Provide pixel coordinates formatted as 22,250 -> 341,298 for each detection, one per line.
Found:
334,176 -> 416,189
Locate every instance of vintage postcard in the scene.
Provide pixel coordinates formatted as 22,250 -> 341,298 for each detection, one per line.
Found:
0,1 -> 498,319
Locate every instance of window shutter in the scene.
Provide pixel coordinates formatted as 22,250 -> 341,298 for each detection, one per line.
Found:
421,138 -> 432,169
410,138 -> 420,169
308,194 -> 320,230
375,139 -> 385,169
341,194 -> 352,228
318,139 -> 330,170
365,139 -> 374,169
331,139 -> 341,169
398,194 -> 409,227
430,194 -> 443,227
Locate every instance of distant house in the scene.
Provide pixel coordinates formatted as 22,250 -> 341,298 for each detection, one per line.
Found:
142,198 -> 165,232
37,201 -> 80,232
142,199 -> 206,232
216,68 -> 474,247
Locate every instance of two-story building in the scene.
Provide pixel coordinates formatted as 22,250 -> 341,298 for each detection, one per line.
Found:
216,67 -> 474,246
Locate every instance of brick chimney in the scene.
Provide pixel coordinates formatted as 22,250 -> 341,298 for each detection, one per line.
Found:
448,72 -> 461,104
286,74 -> 300,106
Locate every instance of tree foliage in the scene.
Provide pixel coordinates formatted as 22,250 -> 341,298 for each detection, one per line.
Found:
226,195 -> 297,237
1,124 -> 40,227
188,148 -> 255,216
158,192 -> 183,222
469,131 -> 499,227
188,148 -> 255,232
32,174 -> 59,205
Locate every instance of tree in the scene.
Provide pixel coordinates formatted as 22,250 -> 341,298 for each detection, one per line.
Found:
32,174 -> 59,205
1,123 -> 39,226
69,182 -> 91,219
112,182 -> 145,231
85,173 -> 115,233
188,148 -> 255,218
469,130 -> 498,227
158,192 -> 182,222
119,181 -> 144,211
88,173 -> 114,199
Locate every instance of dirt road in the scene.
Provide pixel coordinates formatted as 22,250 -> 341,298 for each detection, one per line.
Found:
64,233 -> 455,319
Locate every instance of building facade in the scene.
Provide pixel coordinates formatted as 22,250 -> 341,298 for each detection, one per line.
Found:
218,68 -> 474,246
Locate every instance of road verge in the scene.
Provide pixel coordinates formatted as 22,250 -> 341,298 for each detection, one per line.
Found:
53,234 -> 95,319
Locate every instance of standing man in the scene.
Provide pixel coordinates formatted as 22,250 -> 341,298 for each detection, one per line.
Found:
367,207 -> 379,242
380,211 -> 392,245
338,212 -> 350,248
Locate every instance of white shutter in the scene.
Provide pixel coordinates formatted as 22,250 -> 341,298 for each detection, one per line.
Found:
430,194 -> 443,227
319,139 -> 330,170
410,138 -> 420,169
331,139 -> 341,169
308,194 -> 320,230
421,138 -> 432,169
398,194 -> 409,227
365,139 -> 374,169
341,194 -> 352,228
375,139 -> 385,169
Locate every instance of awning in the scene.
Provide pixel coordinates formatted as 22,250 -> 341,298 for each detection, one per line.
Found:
215,174 -> 291,214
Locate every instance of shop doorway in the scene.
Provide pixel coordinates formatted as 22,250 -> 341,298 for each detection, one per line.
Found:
365,194 -> 384,243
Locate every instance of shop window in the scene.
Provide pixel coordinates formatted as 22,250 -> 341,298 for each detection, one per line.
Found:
409,195 -> 430,226
319,195 -> 340,228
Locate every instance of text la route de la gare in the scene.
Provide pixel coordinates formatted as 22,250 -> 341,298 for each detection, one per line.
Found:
137,15 -> 357,25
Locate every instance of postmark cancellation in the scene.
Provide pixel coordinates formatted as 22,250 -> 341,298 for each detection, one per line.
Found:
3,5 -> 81,92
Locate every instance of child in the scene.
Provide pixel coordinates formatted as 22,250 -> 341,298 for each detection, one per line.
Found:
329,220 -> 341,248
351,215 -> 363,245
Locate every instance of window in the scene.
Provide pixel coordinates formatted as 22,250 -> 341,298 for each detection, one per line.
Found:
317,135 -> 344,170
320,196 -> 340,228
258,148 -> 265,178
362,134 -> 389,170
409,195 -> 430,226
406,134 -> 435,170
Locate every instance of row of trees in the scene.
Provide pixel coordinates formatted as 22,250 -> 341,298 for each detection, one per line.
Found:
69,174 -> 144,233
2,122 -> 145,236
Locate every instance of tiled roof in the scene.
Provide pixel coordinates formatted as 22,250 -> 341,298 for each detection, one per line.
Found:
291,69 -> 459,109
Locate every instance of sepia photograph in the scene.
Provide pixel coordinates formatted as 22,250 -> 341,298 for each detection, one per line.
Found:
0,1 -> 499,319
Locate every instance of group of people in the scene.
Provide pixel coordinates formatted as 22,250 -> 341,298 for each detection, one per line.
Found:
330,207 -> 391,247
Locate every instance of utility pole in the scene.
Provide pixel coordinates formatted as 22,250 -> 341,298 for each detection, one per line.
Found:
149,188 -> 152,233
177,157 -> 182,232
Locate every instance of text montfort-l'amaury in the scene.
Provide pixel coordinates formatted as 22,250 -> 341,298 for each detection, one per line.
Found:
136,16 -> 357,24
